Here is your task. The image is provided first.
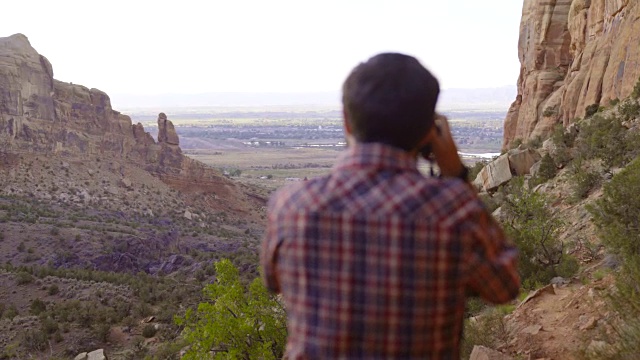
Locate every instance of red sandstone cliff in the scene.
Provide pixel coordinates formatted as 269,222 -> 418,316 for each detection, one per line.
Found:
504,0 -> 640,149
0,33 -> 255,213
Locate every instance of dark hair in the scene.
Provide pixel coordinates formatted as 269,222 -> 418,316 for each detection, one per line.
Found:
342,53 -> 440,151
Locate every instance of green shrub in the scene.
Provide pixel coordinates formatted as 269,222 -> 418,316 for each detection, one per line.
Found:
30,299 -> 47,315
16,271 -> 34,285
587,159 -> 640,358
577,114 -> 639,169
461,308 -> 509,359
47,284 -> 59,296
94,323 -> 111,342
41,316 -> 59,334
510,138 -> 523,150
551,124 -> 577,148
569,159 -> 601,202
3,304 -> 18,319
632,76 -> 640,99
478,193 -> 499,214
619,98 -> 640,121
22,329 -> 48,351
589,159 -> 640,257
500,178 -> 577,288
53,331 -> 64,343
542,106 -> 558,117
532,153 -> 557,185
142,324 -> 157,338
585,103 -> 601,117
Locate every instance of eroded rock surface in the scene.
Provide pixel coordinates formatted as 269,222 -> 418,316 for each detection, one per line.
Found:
504,0 -> 640,149
473,153 -> 513,192
0,33 -> 243,210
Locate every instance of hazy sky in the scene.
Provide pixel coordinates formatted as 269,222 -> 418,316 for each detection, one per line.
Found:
2,1 -> 523,97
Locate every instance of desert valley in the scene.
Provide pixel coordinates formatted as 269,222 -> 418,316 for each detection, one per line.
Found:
2,1 -> 640,359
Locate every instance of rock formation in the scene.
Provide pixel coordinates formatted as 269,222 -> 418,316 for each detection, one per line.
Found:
157,112 -> 179,145
504,0 -> 640,149
0,33 -> 246,211
473,146 -> 542,192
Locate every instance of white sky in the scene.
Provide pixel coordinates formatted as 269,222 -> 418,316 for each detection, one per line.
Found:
2,0 -> 524,96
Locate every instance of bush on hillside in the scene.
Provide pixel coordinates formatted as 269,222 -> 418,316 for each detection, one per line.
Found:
568,158 -> 601,202
586,158 -> 640,358
500,178 -> 578,289
461,307 -> 510,359
551,123 -> 577,148
618,98 -> 640,121
142,324 -> 157,338
542,106 -> 558,117
632,76 -> 640,99
531,153 -> 557,186
585,104 -> 601,117
577,114 -> 639,169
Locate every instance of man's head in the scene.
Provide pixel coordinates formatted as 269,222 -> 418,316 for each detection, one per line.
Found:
342,53 -> 440,151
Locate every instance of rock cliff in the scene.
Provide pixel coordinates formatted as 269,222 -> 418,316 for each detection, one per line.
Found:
504,0 -> 640,149
0,33 -> 249,212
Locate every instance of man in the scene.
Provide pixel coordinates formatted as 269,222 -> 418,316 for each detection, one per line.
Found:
261,53 -> 520,359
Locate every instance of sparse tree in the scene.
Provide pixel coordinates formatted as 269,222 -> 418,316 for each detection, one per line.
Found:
500,178 -> 577,288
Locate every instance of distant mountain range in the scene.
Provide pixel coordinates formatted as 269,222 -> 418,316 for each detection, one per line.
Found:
112,86 -> 516,110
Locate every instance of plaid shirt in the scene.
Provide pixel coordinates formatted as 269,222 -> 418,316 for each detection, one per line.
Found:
261,143 -> 519,359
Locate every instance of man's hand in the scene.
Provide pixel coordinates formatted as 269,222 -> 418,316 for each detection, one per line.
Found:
426,114 -> 466,179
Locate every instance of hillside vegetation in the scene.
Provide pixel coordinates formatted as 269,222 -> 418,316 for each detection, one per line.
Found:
460,78 -> 640,359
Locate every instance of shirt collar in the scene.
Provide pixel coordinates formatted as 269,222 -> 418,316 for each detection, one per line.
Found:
334,142 -> 419,172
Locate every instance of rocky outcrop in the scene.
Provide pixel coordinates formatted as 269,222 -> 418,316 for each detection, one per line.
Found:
0,33 -> 243,209
157,112 -> 179,145
74,349 -> 107,360
474,147 -> 542,192
469,346 -> 513,360
504,0 -> 640,149
474,154 -> 513,192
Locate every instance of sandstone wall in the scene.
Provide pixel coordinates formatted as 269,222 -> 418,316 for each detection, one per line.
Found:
504,0 -> 640,149
0,33 -> 237,202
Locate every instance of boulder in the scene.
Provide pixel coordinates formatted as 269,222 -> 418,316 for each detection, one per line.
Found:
121,178 -> 132,189
521,324 -> 543,335
87,349 -> 107,360
508,148 -> 541,176
473,153 -> 512,192
469,346 -> 514,360
74,353 -> 88,360
579,316 -> 598,331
